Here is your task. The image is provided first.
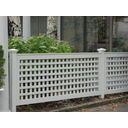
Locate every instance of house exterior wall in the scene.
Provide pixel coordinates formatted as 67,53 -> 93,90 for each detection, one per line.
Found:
10,16 -> 128,52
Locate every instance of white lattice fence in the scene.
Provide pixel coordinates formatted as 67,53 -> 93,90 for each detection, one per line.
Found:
9,50 -> 101,111
105,53 -> 128,94
8,49 -> 128,111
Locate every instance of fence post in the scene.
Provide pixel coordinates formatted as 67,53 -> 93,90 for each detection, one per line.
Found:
8,49 -> 18,112
97,48 -> 106,99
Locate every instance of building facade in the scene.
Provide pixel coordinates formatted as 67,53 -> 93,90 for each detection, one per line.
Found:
8,16 -> 128,52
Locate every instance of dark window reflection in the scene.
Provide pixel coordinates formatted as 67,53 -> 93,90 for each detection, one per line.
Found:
113,16 -> 128,52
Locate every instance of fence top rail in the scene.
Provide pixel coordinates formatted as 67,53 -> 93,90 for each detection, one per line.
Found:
104,52 -> 128,57
17,52 -> 100,56
105,52 -> 128,54
15,52 -> 128,60
16,52 -> 100,59
15,52 -> 128,55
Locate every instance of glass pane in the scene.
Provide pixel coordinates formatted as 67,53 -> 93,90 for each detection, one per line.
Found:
85,16 -> 109,52
113,16 -> 128,52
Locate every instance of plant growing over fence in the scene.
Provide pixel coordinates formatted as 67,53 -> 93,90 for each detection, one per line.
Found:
9,35 -> 73,53
0,45 -> 5,88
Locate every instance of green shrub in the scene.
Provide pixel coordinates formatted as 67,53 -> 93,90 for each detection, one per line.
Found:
9,35 -> 73,53
0,45 -> 5,88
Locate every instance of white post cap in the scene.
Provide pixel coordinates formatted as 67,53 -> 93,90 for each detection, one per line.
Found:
97,48 -> 106,53
8,49 -> 18,53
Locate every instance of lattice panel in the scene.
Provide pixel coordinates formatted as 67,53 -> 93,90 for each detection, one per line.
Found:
106,55 -> 128,94
17,54 -> 100,105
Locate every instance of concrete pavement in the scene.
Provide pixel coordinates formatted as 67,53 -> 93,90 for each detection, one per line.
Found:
79,99 -> 128,112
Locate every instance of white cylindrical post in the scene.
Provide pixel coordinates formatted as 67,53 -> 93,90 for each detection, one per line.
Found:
23,16 -> 31,39
0,16 -> 9,111
9,49 -> 18,112
97,48 -> 106,99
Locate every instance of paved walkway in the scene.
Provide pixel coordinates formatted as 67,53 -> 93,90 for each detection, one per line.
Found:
116,103 -> 128,112
79,99 -> 128,112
